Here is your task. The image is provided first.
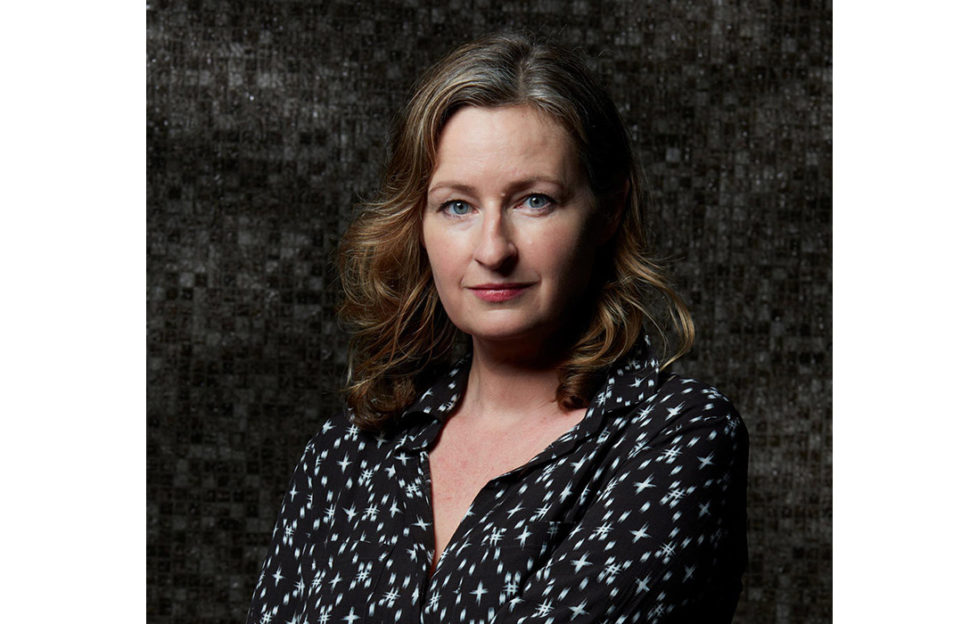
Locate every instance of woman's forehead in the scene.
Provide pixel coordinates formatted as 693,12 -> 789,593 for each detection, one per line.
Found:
428,106 -> 582,191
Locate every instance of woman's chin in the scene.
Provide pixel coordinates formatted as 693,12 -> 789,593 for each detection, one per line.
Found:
464,325 -> 544,346
462,323 -> 575,361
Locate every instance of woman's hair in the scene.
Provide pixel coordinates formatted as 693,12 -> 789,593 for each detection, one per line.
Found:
338,33 -> 694,431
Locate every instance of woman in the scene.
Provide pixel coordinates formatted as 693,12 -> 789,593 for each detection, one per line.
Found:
247,34 -> 747,624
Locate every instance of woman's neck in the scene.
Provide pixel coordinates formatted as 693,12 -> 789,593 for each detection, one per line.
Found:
458,335 -> 570,428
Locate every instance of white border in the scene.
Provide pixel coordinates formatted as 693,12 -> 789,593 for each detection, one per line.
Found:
0,3 -> 145,621
835,2 -> 977,621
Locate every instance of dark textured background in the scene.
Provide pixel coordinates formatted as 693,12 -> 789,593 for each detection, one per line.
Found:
147,1 -> 831,622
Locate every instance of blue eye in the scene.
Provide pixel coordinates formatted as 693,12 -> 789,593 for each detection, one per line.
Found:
441,200 -> 472,216
522,194 -> 553,211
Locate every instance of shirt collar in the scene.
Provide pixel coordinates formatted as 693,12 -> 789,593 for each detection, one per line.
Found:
391,334 -> 660,453
394,355 -> 470,452
550,332 -> 661,445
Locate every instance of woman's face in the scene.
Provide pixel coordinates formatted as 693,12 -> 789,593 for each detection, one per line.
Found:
422,105 -> 611,352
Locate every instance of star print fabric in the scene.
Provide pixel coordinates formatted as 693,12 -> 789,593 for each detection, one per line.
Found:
246,335 -> 748,623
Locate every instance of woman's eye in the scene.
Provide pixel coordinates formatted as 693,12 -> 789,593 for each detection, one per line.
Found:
522,194 -> 553,211
441,200 -> 472,216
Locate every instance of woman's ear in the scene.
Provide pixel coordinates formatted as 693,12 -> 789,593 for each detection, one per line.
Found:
418,207 -> 427,249
597,179 -> 629,244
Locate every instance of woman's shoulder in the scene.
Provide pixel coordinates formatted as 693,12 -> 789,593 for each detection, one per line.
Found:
617,371 -> 747,452
292,410 -> 377,468
653,373 -> 741,418
298,406 -> 426,470
304,409 -> 357,446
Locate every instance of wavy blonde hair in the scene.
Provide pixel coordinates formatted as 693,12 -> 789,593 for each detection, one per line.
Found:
338,33 -> 694,431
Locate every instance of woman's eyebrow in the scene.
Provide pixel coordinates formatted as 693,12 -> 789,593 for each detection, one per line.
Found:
427,177 -> 567,195
427,181 -> 478,196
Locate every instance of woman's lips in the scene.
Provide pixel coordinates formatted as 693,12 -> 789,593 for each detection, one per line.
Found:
468,283 -> 532,302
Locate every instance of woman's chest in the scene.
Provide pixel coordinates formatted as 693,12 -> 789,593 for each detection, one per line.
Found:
288,420 -> 621,623
427,413 -> 587,557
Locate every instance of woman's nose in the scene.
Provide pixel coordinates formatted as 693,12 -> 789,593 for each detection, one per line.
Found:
473,212 -> 517,272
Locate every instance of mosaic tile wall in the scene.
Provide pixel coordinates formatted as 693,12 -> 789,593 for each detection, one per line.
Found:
147,1 -> 831,622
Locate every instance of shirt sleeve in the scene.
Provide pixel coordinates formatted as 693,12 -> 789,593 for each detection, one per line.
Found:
489,397 -> 749,624
245,436 -> 319,624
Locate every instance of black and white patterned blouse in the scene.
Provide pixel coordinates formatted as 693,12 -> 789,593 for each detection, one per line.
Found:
246,335 -> 748,623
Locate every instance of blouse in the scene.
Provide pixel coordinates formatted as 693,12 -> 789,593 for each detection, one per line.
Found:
246,335 -> 748,623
